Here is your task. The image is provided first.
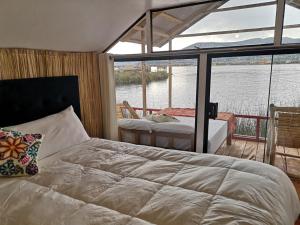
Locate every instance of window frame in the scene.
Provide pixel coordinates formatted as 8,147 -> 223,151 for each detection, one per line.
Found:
106,0 -> 300,53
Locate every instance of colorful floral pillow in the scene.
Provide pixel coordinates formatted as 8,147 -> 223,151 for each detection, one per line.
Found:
0,128 -> 43,177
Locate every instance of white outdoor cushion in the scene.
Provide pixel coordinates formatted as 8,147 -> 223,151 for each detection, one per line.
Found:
151,122 -> 194,134
7,106 -> 90,159
145,114 -> 179,123
118,119 -> 154,132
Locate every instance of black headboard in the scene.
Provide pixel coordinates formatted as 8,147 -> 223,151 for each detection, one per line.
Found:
0,76 -> 81,127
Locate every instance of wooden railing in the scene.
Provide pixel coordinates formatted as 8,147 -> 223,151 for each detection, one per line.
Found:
131,107 -> 269,143
233,114 -> 268,143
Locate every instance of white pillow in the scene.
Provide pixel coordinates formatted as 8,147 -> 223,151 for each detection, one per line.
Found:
7,106 -> 90,159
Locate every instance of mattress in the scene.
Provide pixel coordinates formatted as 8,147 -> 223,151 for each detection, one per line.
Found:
118,117 -> 228,153
0,138 -> 299,225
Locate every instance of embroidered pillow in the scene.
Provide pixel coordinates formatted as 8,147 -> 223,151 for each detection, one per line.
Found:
0,128 -> 43,177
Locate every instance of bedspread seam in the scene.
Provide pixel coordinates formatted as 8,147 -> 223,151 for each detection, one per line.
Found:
132,163 -> 186,223
26,170 -> 278,223
10,179 -> 147,223
56,159 -> 283,209
73,142 -> 282,184
60,156 -> 280,186
198,161 -> 233,225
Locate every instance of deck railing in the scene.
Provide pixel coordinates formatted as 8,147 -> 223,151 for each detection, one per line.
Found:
233,114 -> 268,143
131,107 -> 268,143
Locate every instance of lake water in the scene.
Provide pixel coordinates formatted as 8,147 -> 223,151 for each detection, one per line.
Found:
116,64 -> 300,116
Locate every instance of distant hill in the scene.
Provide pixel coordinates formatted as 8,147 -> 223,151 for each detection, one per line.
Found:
184,37 -> 300,50
115,37 -> 300,68
182,37 -> 300,65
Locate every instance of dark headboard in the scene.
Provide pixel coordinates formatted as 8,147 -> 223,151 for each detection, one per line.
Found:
0,76 -> 81,127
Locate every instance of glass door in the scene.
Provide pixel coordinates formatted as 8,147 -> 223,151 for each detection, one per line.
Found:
205,50 -> 300,176
206,55 -> 273,159
114,56 -> 201,152
267,53 -> 300,176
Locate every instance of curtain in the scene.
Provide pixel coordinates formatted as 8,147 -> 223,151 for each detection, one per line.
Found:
98,53 -> 118,140
0,49 -> 103,138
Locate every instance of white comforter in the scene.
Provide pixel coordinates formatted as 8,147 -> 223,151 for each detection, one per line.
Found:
0,138 -> 299,225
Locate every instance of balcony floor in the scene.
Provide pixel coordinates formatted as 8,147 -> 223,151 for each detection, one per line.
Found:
216,139 -> 300,178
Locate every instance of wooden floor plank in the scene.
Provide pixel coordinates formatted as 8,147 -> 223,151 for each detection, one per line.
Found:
218,139 -> 300,178
215,143 -> 226,155
228,140 -> 246,158
286,147 -> 299,156
241,141 -> 257,160
216,139 -> 236,156
256,142 -> 266,162
240,141 -> 247,159
224,139 -> 236,156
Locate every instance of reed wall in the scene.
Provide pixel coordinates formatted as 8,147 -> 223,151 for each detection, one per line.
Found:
0,48 -> 103,137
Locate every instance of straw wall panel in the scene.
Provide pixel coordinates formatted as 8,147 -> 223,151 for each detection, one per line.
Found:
0,48 -> 103,137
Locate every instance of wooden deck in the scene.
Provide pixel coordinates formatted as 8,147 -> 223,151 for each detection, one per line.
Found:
216,139 -> 300,178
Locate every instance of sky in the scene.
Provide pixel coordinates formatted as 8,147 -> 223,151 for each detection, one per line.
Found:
108,0 -> 300,54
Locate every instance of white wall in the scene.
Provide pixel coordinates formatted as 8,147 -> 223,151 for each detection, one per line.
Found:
0,0 -> 199,52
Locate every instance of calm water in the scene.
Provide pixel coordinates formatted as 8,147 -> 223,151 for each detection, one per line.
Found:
116,64 -> 300,115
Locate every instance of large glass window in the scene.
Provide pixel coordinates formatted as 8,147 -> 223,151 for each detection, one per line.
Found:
220,0 -> 272,8
182,5 -> 276,34
270,54 -> 300,107
115,61 -> 144,110
282,1 -> 300,44
209,55 -> 272,159
207,51 -> 300,176
152,1 -> 276,52
168,30 -> 275,51
108,42 -> 143,55
107,0 -> 300,54
114,58 -> 199,152
115,59 -> 198,110
268,53 -> 300,176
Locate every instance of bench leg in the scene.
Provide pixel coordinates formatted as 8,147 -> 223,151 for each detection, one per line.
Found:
226,133 -> 232,145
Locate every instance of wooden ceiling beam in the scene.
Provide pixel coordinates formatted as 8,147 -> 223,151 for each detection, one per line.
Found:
287,0 -> 300,9
155,1 -> 228,47
120,37 -> 143,45
134,25 -> 169,38
157,12 -> 184,24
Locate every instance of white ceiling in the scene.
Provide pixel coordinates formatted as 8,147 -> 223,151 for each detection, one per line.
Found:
0,0 -> 204,52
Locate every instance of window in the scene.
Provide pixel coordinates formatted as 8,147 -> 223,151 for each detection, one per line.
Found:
169,30 -> 275,50
270,54 -> 300,107
108,42 -> 143,55
210,55 -> 272,152
220,0 -> 271,8
282,1 -> 300,44
207,51 -> 300,167
115,58 -> 198,113
115,61 -> 144,110
114,57 -> 199,152
152,1 -> 276,52
107,0 -> 300,54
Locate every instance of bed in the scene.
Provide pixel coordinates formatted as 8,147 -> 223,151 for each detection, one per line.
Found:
118,116 -> 229,154
0,76 -> 299,225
